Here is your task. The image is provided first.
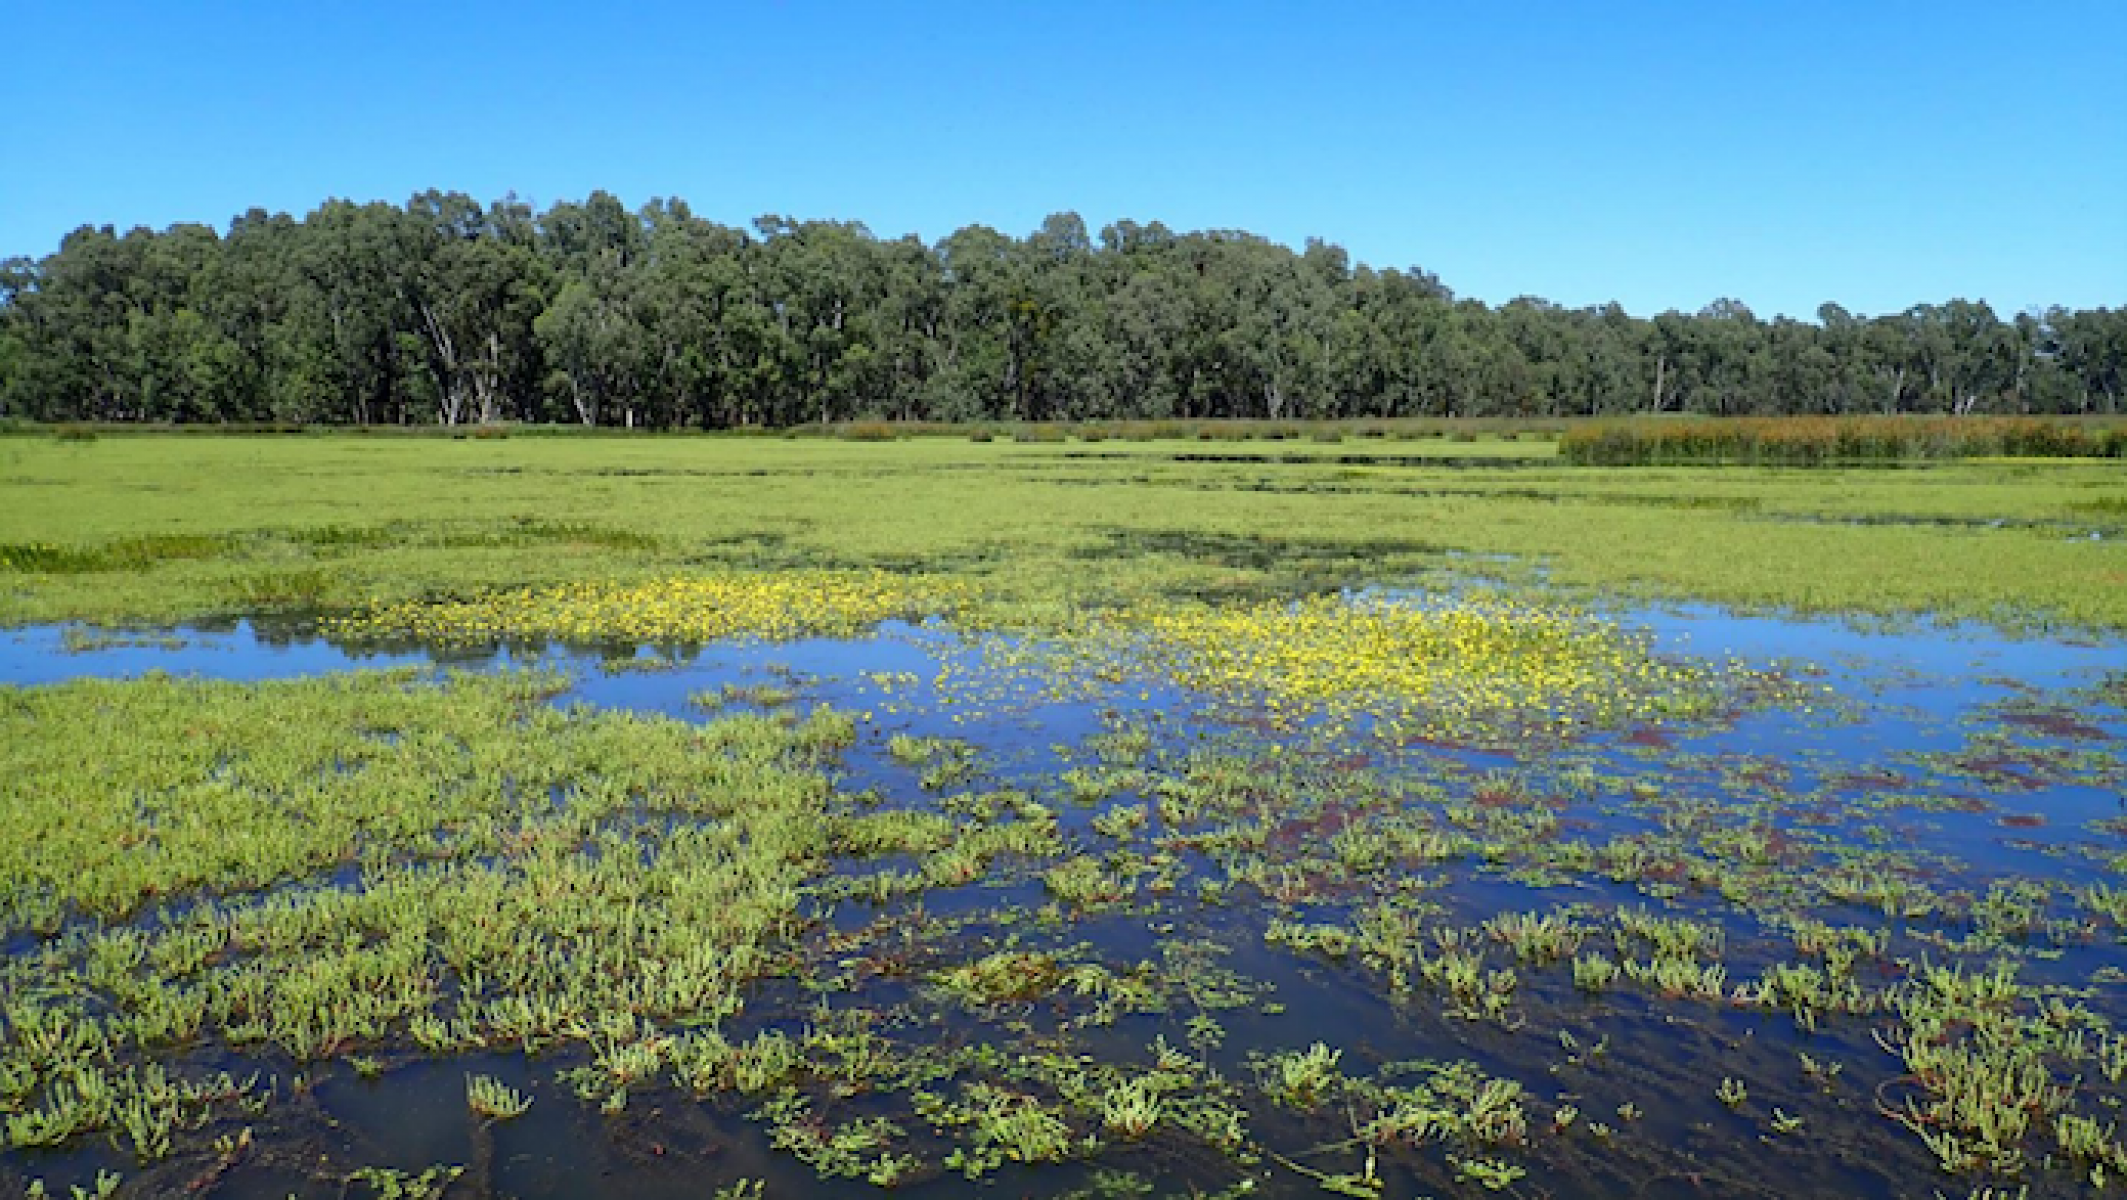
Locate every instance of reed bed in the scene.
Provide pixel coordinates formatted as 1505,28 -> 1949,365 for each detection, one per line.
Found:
1561,415 -> 2127,465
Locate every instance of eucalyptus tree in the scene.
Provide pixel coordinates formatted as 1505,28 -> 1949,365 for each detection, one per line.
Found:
2,188 -> 2122,426
404,190 -> 549,425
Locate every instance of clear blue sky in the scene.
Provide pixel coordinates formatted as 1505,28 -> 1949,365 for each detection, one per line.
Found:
3,1 -> 2121,319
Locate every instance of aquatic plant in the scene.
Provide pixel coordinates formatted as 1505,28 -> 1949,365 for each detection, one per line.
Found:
935,950 -> 1062,1005
1111,591 -> 1744,742
464,1073 -> 532,1120
1572,951 -> 1621,993
1100,1077 -> 1164,1139
333,569 -> 971,646
1255,1043 -> 1344,1110
347,1164 -> 465,1200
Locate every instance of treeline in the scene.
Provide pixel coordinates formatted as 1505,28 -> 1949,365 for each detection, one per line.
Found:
2,190 -> 2122,428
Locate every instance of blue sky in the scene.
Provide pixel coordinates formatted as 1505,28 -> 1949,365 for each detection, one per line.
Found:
3,1 -> 2121,319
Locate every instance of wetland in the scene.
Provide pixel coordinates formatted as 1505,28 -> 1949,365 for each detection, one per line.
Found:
1,432 -> 2124,1199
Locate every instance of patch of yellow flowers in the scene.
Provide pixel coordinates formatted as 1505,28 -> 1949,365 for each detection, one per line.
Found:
1116,593 -> 1719,735
333,572 -> 1752,742
332,570 -> 971,645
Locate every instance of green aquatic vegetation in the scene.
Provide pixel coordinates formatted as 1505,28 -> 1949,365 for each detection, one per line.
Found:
596,652 -> 688,674
5,1058 -> 248,1161
346,1164 -> 464,1200
935,949 -> 1063,1005
689,680 -> 797,710
1159,937 -> 1272,1015
57,627 -> 187,652
1778,915 -> 1891,962
833,807 -> 958,857
667,1029 -> 737,1095
729,1030 -> 803,1095
1104,591 -> 1761,745
927,1083 -> 1089,1179
1873,957 -> 2116,1177
1257,1059 -> 1526,1194
1416,935 -> 1519,1020
1089,803 -> 1149,840
895,735 -> 985,790
1612,906 -> 1725,961
1264,918 -> 1356,959
1572,951 -> 1622,993
2100,1032 -> 2127,1084
886,732 -> 954,763
1717,1076 -> 1749,1108
1099,1076 -> 1164,1139
1452,1155 -> 1527,1190
1968,880 -> 2055,946
1328,823 -> 1396,873
1349,1059 -> 1527,1149
1483,909 -> 1588,963
0,668 -> 572,930
802,1025 -> 908,1097
1253,1042 -> 1344,1110
1623,954 -> 1729,1002
464,1072 -> 532,1120
0,668 -> 916,1176
562,1017 -> 674,1104
1028,1035 -> 1249,1157
1060,766 -> 1148,805
2077,881 -> 2127,929
2055,1113 -> 2127,1188
24,1171 -> 122,1200
1043,855 -> 1132,907
1085,720 -> 1157,763
765,1099 -> 916,1183
1818,861 -> 1941,918
1055,963 -> 1167,1027
1740,961 -> 1874,1028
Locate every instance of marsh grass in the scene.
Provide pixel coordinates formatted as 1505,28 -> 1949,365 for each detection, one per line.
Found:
1,435 -> 2120,630
1563,415 -> 2127,466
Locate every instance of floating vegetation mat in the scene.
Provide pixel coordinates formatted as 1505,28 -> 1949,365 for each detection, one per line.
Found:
921,590 -> 1813,749
1113,592 -> 1771,738
2,601 -> 2125,1198
331,576 -> 1796,745
328,569 -> 974,645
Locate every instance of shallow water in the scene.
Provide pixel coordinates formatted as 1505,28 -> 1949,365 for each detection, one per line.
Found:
4,604 -> 2125,1198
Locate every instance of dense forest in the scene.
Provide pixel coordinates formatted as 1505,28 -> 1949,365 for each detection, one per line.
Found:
1,190 -> 2121,428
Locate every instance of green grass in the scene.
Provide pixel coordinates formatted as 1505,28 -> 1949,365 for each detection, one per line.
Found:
0,434 -> 2120,630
